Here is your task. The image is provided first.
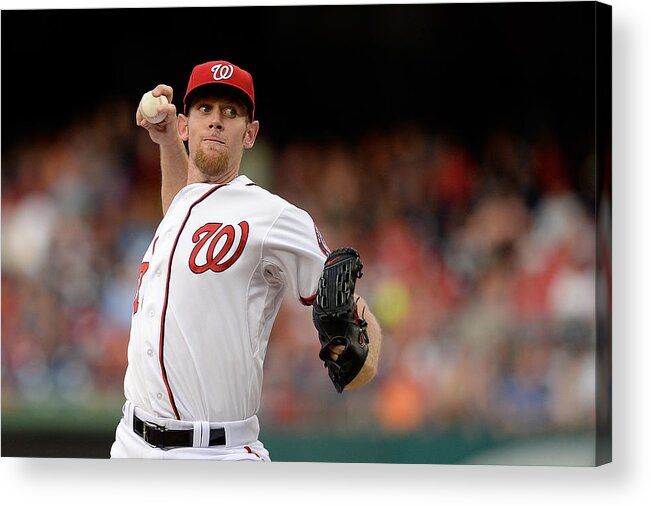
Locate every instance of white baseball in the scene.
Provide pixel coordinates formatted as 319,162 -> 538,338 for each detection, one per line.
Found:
139,91 -> 169,124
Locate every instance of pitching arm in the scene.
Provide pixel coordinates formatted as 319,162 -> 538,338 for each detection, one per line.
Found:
136,84 -> 189,215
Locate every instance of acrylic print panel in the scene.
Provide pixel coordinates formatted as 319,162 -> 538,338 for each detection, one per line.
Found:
0,2 -> 611,466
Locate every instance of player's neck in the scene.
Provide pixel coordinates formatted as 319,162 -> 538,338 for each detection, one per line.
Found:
187,163 -> 240,186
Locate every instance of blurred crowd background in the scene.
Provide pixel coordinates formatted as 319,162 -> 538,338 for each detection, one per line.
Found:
2,4 -> 602,453
1,97 -> 596,438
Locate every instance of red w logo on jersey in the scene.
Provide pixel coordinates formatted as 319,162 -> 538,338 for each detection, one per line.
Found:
189,222 -> 249,274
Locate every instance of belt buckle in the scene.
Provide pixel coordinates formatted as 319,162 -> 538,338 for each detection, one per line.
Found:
142,420 -> 164,447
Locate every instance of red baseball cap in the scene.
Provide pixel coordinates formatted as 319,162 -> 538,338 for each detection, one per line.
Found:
183,60 -> 255,119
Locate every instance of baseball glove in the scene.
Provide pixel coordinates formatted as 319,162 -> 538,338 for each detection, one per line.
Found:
312,247 -> 369,393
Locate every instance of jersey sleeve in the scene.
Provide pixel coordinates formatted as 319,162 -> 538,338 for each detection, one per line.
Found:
262,204 -> 330,305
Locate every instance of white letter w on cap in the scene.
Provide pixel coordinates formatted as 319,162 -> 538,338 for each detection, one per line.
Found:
211,64 -> 234,81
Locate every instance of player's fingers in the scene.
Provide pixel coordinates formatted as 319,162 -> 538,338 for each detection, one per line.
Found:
328,344 -> 346,361
157,103 -> 177,121
152,84 -> 174,103
140,119 -> 164,132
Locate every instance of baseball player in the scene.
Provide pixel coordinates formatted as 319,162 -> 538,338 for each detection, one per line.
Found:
110,60 -> 382,460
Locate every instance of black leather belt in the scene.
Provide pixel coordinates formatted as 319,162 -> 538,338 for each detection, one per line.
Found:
133,415 -> 226,449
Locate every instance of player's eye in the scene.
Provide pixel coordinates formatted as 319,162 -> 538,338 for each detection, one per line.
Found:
198,104 -> 212,113
222,106 -> 237,118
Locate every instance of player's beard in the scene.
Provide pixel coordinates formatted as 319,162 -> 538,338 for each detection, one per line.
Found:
194,143 -> 230,178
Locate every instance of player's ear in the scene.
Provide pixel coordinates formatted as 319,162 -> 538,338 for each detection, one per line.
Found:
243,120 -> 260,149
178,114 -> 189,141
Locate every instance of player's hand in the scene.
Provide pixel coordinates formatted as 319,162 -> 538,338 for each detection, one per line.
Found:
328,344 -> 346,361
136,84 -> 179,145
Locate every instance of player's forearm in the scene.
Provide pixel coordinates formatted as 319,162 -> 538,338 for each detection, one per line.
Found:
160,136 -> 189,215
136,84 -> 188,215
345,295 -> 382,390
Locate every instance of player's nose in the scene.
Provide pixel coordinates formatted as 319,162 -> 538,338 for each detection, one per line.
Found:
208,112 -> 224,130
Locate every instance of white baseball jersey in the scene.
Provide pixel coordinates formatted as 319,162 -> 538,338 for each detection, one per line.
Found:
123,174 -> 329,423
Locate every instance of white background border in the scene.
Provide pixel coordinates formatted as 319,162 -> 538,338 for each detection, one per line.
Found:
1,0 -> 648,503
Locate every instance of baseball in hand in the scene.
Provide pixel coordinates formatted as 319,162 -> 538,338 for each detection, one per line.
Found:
139,91 -> 169,124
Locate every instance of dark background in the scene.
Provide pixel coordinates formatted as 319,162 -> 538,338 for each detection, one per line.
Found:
2,3 -> 594,156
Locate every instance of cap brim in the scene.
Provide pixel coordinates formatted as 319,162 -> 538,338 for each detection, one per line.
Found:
184,83 -> 254,119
